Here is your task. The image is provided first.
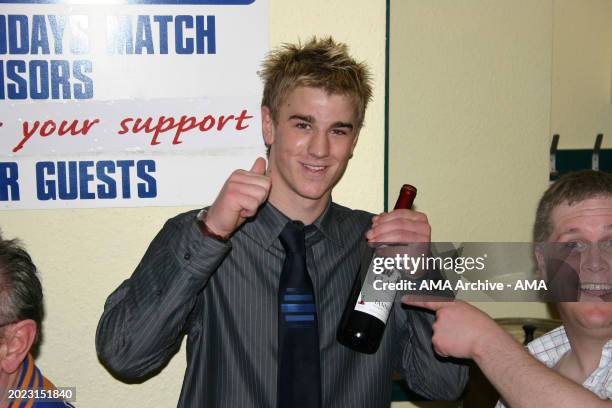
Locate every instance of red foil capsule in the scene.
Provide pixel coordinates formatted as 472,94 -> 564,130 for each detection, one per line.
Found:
394,184 -> 417,210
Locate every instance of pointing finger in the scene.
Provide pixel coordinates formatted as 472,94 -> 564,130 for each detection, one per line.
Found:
401,299 -> 450,311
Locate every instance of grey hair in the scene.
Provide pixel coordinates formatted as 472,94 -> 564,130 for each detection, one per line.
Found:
0,234 -> 44,349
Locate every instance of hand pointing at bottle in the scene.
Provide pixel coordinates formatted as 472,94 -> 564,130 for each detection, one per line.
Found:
204,157 -> 272,239
401,299 -> 508,359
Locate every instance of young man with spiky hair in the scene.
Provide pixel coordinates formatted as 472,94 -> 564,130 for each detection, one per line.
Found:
96,37 -> 468,407
0,235 -> 73,407
404,170 -> 612,408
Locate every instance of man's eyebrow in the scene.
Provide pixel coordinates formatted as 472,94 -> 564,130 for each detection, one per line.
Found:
289,114 -> 314,122
557,224 -> 612,237
287,115 -> 354,130
331,121 -> 354,129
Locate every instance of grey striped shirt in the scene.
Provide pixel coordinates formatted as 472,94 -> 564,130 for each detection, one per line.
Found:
96,201 -> 468,407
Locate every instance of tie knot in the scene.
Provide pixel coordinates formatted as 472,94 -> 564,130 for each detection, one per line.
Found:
279,221 -> 306,254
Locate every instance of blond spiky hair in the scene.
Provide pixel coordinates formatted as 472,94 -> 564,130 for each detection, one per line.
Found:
259,36 -> 373,128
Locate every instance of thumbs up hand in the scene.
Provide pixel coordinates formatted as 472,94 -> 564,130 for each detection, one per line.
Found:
204,157 -> 272,238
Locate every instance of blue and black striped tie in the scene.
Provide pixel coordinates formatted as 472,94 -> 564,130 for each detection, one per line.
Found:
277,220 -> 321,408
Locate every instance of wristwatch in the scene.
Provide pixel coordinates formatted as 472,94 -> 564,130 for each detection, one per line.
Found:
196,209 -> 229,243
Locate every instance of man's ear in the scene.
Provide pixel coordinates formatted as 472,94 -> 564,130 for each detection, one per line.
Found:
261,106 -> 275,146
534,245 -> 547,281
349,129 -> 360,158
0,320 -> 36,374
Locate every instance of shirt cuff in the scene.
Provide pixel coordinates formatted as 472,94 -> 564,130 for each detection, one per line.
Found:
177,213 -> 232,281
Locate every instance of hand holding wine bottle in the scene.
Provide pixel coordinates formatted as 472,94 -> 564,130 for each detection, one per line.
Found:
365,208 -> 431,244
366,207 -> 432,274
338,185 -> 433,354
365,184 -> 431,267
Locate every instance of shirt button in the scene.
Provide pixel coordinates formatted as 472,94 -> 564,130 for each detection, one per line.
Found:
184,252 -> 191,260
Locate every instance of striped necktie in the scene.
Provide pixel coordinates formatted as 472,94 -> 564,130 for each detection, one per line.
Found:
277,220 -> 322,408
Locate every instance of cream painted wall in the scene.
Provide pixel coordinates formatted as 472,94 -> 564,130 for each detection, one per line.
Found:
551,0 -> 612,149
0,0 -> 387,407
388,2 -> 553,406
389,0 -> 553,243
388,2 -> 555,378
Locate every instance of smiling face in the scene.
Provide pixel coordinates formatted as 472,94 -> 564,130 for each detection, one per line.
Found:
262,86 -> 359,217
548,196 -> 612,301
545,196 -> 612,339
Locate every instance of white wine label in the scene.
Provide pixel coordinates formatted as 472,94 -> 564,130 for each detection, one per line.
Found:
354,254 -> 404,323
354,292 -> 393,324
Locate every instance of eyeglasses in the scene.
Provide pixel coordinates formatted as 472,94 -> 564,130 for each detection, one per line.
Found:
562,241 -> 612,254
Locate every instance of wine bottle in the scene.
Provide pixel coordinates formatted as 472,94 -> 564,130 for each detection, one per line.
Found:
337,184 -> 417,354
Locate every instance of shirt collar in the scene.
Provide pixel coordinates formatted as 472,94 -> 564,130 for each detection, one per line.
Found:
14,354 -> 38,393
314,199 -> 345,247
240,202 -> 289,251
530,326 -> 572,366
598,336 -> 612,370
530,325 -> 612,370
240,199 -> 346,250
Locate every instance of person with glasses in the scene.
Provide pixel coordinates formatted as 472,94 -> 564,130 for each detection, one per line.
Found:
404,170 -> 612,408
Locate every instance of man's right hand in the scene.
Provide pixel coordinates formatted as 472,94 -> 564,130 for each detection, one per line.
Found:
400,299 -> 512,360
204,157 -> 271,238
